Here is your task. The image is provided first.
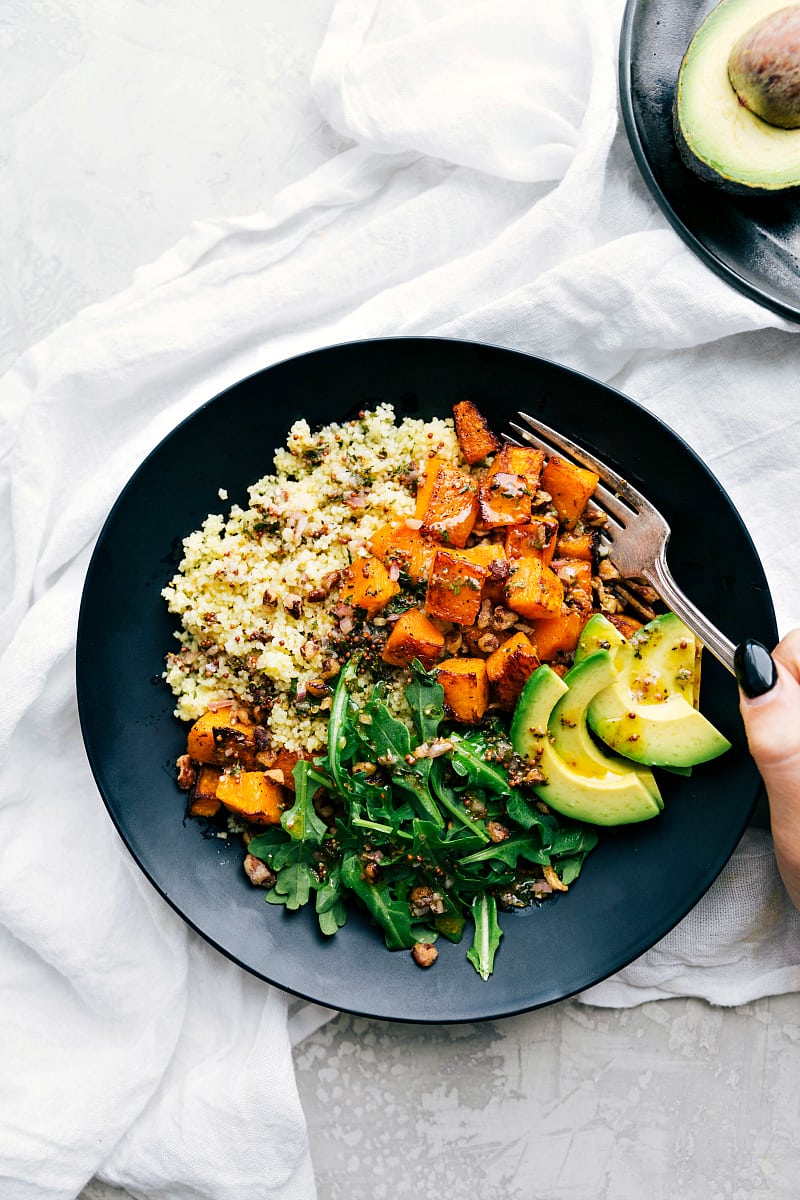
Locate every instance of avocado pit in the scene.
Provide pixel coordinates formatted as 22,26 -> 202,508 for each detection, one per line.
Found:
728,5 -> 800,128
673,0 -> 800,194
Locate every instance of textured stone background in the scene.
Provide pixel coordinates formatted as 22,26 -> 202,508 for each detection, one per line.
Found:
5,2 -> 799,1196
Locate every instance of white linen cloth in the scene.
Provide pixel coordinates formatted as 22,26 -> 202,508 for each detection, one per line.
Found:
3,0 -> 800,1196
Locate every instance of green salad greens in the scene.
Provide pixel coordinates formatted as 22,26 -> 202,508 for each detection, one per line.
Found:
246,654 -> 598,980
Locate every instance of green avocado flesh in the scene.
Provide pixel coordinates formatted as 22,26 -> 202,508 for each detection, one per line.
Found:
510,663 -> 663,827
588,686 -> 732,769
674,0 -> 800,193
510,611 -> 731,825
577,612 -> 730,768
552,652 -> 663,804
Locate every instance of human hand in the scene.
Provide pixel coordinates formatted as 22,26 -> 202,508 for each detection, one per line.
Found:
736,632 -> 800,911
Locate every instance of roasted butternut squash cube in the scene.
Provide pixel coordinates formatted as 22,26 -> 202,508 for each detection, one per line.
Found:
505,516 -> 559,565
188,764 -> 223,818
478,471 -> 532,529
452,400 -> 501,464
556,528 -> 597,562
489,444 -> 545,490
216,770 -> 285,825
420,466 -> 479,548
541,455 -> 599,529
382,608 -> 445,669
414,456 -> 447,518
425,549 -> 487,626
451,543 -> 507,570
368,521 -> 420,566
186,708 -> 257,768
531,610 -> 586,660
486,632 -> 540,708
407,533 -> 439,584
435,657 -> 490,723
342,554 -> 400,617
504,556 -> 564,620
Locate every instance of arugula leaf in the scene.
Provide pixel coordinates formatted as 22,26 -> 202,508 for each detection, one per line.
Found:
405,660 -> 445,743
315,862 -> 348,936
429,758 -> 491,842
554,854 -> 591,887
327,653 -> 366,804
458,835 -> 551,870
548,826 -> 599,857
281,759 -> 328,844
449,732 -> 514,796
264,847 -> 318,911
341,852 -> 422,950
466,894 -> 503,981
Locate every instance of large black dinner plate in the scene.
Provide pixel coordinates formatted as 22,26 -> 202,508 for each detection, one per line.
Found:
620,0 -> 800,323
77,337 -> 775,1023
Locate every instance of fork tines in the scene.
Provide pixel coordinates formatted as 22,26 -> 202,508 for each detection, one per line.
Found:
509,412 -> 645,532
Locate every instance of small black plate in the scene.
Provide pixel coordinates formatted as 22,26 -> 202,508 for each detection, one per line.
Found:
76,337 -> 775,1023
620,0 -> 800,323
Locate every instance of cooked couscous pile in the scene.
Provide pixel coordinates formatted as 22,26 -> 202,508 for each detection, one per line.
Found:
162,404 -> 460,752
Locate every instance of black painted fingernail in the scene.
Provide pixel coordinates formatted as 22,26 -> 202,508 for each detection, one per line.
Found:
734,639 -> 778,698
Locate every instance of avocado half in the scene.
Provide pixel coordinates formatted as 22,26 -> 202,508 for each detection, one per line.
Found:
674,0 -> 800,194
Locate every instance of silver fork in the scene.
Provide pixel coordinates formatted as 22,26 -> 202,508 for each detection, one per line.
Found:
509,411 -> 737,674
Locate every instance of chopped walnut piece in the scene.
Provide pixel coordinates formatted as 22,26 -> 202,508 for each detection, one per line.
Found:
176,755 -> 196,791
243,854 -> 276,888
486,820 -> 510,843
411,942 -> 439,969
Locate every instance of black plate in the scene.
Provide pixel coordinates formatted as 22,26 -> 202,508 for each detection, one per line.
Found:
620,0 -> 800,323
77,337 -> 775,1023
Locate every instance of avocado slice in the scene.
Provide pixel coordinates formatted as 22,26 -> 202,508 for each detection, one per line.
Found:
627,612 -> 698,704
674,0 -> 800,194
588,685 -> 731,769
510,665 -> 662,826
552,651 -> 663,807
574,613 -> 632,671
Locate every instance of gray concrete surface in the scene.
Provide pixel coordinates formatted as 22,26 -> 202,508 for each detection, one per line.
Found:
5,3 -> 798,1197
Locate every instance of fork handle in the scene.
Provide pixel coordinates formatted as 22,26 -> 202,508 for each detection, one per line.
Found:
645,553 -> 736,675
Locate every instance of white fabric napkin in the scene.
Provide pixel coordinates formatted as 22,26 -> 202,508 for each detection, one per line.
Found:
3,0 -> 800,1195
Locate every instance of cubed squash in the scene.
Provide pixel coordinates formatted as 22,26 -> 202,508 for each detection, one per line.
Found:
414,456 -> 447,518
368,521 -> 419,566
505,516 -> 559,565
541,455 -> 599,529
188,764 -> 223,818
451,543 -> 507,570
531,610 -> 586,660
478,471 -> 532,529
407,533 -> 439,584
420,466 -> 479,548
382,608 -> 445,669
186,708 -> 257,767
452,400 -> 501,464
556,528 -> 597,562
435,657 -> 490,723
216,770 -> 285,825
489,444 -> 545,491
485,632 -> 540,708
505,556 -> 564,620
342,554 -> 400,617
425,549 -> 487,626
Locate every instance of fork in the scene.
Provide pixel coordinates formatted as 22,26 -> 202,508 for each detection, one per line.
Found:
508,411 -> 738,674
